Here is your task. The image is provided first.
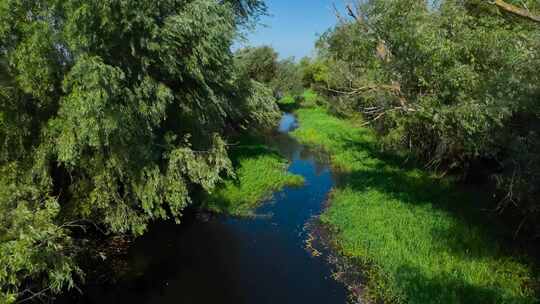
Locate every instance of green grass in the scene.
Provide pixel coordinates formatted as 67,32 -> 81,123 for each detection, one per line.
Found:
291,107 -> 536,304
301,89 -> 318,105
276,94 -> 299,112
277,94 -> 296,105
203,142 -> 304,216
278,89 -> 318,105
277,89 -> 321,112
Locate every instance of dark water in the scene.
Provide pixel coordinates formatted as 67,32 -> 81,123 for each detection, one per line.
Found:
59,113 -> 348,304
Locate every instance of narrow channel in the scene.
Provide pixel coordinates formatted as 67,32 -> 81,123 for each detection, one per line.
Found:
59,113 -> 348,304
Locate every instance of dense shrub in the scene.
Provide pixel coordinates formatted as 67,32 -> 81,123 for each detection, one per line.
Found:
314,0 -> 540,236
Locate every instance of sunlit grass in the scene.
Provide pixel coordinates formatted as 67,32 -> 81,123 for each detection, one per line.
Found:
277,89 -> 320,112
277,94 -> 296,105
291,107 -> 536,304
301,89 -> 318,104
203,143 -> 304,216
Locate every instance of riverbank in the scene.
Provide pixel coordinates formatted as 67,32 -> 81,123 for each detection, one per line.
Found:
56,113 -> 349,304
290,106 -> 537,303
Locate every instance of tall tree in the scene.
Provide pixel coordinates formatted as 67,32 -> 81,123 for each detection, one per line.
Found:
234,45 -> 279,84
0,0 -> 273,302
270,58 -> 304,97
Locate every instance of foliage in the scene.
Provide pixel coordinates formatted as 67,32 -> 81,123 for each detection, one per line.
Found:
0,0 -> 274,301
277,95 -> 296,106
299,89 -> 320,106
313,0 -> 540,236
298,57 -> 331,89
291,106 -> 537,304
225,0 -> 267,27
229,78 -> 282,130
234,45 -> 279,84
270,58 -> 304,97
203,140 -> 303,216
235,45 -> 305,98
0,164 -> 82,303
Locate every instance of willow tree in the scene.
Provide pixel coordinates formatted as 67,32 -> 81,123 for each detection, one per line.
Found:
0,0 -> 274,302
234,46 -> 279,84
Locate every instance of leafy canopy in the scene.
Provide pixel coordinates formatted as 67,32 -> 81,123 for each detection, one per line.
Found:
0,0 -> 275,302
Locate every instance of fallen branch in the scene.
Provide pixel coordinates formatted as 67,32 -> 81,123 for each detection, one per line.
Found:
16,287 -> 51,304
324,83 -> 401,96
491,0 -> 540,23
358,104 -> 417,126
359,112 -> 385,126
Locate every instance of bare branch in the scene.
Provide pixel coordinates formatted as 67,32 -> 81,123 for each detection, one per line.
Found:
332,3 -> 347,24
359,112 -> 385,127
346,3 -> 359,22
16,287 -> 51,304
324,83 -> 401,96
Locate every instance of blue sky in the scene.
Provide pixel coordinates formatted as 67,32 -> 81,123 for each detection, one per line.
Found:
238,0 -> 344,60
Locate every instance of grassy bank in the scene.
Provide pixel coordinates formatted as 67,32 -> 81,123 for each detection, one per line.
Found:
291,107 -> 536,303
277,89 -> 320,112
203,140 -> 304,216
277,94 -> 296,106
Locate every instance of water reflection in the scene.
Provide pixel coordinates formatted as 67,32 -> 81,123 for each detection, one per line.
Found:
57,113 -> 347,304
278,113 -> 298,133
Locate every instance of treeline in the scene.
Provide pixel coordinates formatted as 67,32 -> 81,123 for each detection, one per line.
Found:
0,0 -> 282,302
234,45 -> 305,99
303,0 -> 540,238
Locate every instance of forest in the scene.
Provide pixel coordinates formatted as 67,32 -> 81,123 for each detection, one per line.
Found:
0,0 -> 539,303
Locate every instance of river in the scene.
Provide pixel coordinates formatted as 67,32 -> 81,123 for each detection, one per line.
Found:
57,113 -> 348,304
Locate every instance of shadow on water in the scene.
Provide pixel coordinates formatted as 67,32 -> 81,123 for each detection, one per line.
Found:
57,113 -> 348,304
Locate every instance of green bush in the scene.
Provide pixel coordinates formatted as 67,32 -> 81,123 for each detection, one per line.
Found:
313,0 -> 540,237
